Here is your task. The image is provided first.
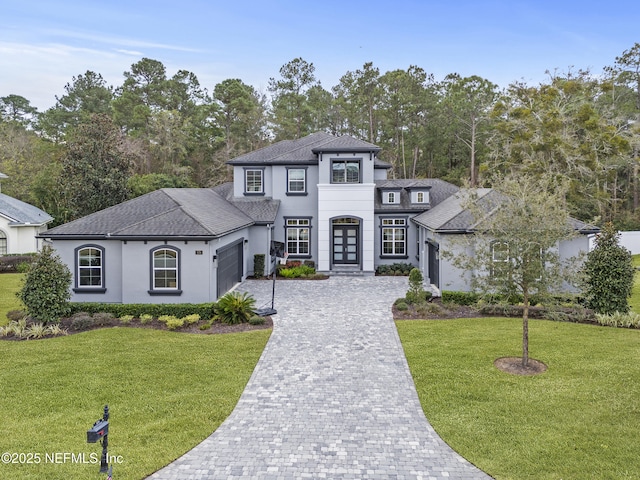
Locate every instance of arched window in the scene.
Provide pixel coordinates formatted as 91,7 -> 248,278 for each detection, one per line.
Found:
151,247 -> 180,293
74,245 -> 106,293
0,230 -> 7,255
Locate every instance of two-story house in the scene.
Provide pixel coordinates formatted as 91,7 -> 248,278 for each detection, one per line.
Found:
42,132 -> 596,303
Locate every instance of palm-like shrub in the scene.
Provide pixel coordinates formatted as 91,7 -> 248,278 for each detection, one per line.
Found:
215,292 -> 256,324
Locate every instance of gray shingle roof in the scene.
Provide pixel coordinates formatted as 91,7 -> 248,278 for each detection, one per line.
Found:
375,179 -> 459,213
0,193 -> 53,225
413,188 -> 599,233
227,132 -> 386,167
43,188 -> 254,239
212,183 -> 280,224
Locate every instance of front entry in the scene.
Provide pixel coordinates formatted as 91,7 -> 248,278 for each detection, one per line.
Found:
332,218 -> 359,265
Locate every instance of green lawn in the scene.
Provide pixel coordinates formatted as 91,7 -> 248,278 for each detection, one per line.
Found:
398,317 -> 640,479
0,327 -> 270,479
630,255 -> 640,313
0,273 -> 23,326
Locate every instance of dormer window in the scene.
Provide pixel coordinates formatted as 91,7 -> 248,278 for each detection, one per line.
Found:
382,190 -> 401,204
412,190 -> 430,204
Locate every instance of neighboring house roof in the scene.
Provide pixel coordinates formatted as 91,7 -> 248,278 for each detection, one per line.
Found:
412,188 -> 599,234
227,132 -> 390,168
0,193 -> 53,226
42,188 -> 255,239
375,179 -> 460,213
212,183 -> 280,224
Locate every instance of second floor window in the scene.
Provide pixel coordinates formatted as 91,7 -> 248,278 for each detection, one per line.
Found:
245,169 -> 263,194
332,160 -> 360,183
287,168 -> 306,193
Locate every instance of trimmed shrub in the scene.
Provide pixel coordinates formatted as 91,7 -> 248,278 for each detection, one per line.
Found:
0,254 -> 36,273
70,314 -> 94,331
376,263 -> 414,276
181,314 -> 201,325
165,318 -> 184,330
119,315 -> 134,324
254,254 -> 266,278
92,312 -> 115,326
67,302 -> 216,320
17,246 -> 71,324
139,314 -> 153,324
215,292 -> 256,324
249,315 -> 265,325
395,301 -> 409,311
442,291 -> 480,306
582,223 -> 635,315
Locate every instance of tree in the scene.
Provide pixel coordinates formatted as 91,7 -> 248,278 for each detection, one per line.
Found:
606,42 -> 640,112
214,78 -> 268,161
112,58 -> 169,134
333,62 -> 382,142
581,223 -> 635,314
445,174 -> 578,367
61,114 -> 132,219
442,75 -> 498,186
37,71 -> 113,139
268,57 -> 320,139
0,94 -> 38,127
487,73 -> 631,223
18,245 -> 71,324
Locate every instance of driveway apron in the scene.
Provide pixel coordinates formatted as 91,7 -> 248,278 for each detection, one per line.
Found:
148,276 -> 491,479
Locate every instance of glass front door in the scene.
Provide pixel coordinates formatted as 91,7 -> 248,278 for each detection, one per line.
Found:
333,225 -> 359,264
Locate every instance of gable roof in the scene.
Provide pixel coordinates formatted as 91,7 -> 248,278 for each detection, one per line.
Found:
43,188 -> 255,239
375,179 -> 460,213
227,132 -> 390,168
0,193 -> 53,226
413,188 -> 599,234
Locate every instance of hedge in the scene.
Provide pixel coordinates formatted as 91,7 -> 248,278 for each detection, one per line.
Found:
67,302 -> 216,320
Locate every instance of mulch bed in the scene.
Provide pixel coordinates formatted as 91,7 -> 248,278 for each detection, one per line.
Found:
494,357 -> 548,375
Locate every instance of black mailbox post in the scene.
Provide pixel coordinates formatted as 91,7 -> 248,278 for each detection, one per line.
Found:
87,405 -> 110,473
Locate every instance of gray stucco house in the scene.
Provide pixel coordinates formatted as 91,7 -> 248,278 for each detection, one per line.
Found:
42,132 -> 597,303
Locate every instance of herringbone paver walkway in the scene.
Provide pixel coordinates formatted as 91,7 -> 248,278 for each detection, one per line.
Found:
148,276 -> 491,479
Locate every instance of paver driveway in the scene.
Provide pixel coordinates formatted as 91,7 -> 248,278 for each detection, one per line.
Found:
148,276 -> 491,479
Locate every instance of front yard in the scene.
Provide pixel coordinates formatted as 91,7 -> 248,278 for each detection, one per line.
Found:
0,327 -> 270,479
398,318 -> 640,479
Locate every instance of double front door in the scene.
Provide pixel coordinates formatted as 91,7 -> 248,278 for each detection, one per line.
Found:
332,221 -> 359,265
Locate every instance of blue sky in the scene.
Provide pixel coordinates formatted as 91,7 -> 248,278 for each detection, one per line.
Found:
1,0 -> 638,111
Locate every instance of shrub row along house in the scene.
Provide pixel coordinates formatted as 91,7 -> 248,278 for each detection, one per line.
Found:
41,133 -> 597,304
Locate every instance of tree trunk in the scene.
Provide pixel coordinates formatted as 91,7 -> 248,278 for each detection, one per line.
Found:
634,158 -> 639,211
522,291 -> 529,367
469,114 -> 479,187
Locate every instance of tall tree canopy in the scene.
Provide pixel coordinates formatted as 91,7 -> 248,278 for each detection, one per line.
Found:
61,114 -> 132,220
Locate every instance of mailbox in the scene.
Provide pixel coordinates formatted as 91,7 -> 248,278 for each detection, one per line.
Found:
87,419 -> 109,443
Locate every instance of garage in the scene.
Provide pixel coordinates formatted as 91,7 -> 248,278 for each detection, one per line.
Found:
216,239 -> 244,298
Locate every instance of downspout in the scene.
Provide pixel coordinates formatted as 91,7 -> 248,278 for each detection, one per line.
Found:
266,224 -> 273,277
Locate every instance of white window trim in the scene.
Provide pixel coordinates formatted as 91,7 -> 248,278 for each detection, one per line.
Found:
287,168 -> 307,195
149,246 -> 182,295
380,218 -> 408,257
244,168 -> 264,195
